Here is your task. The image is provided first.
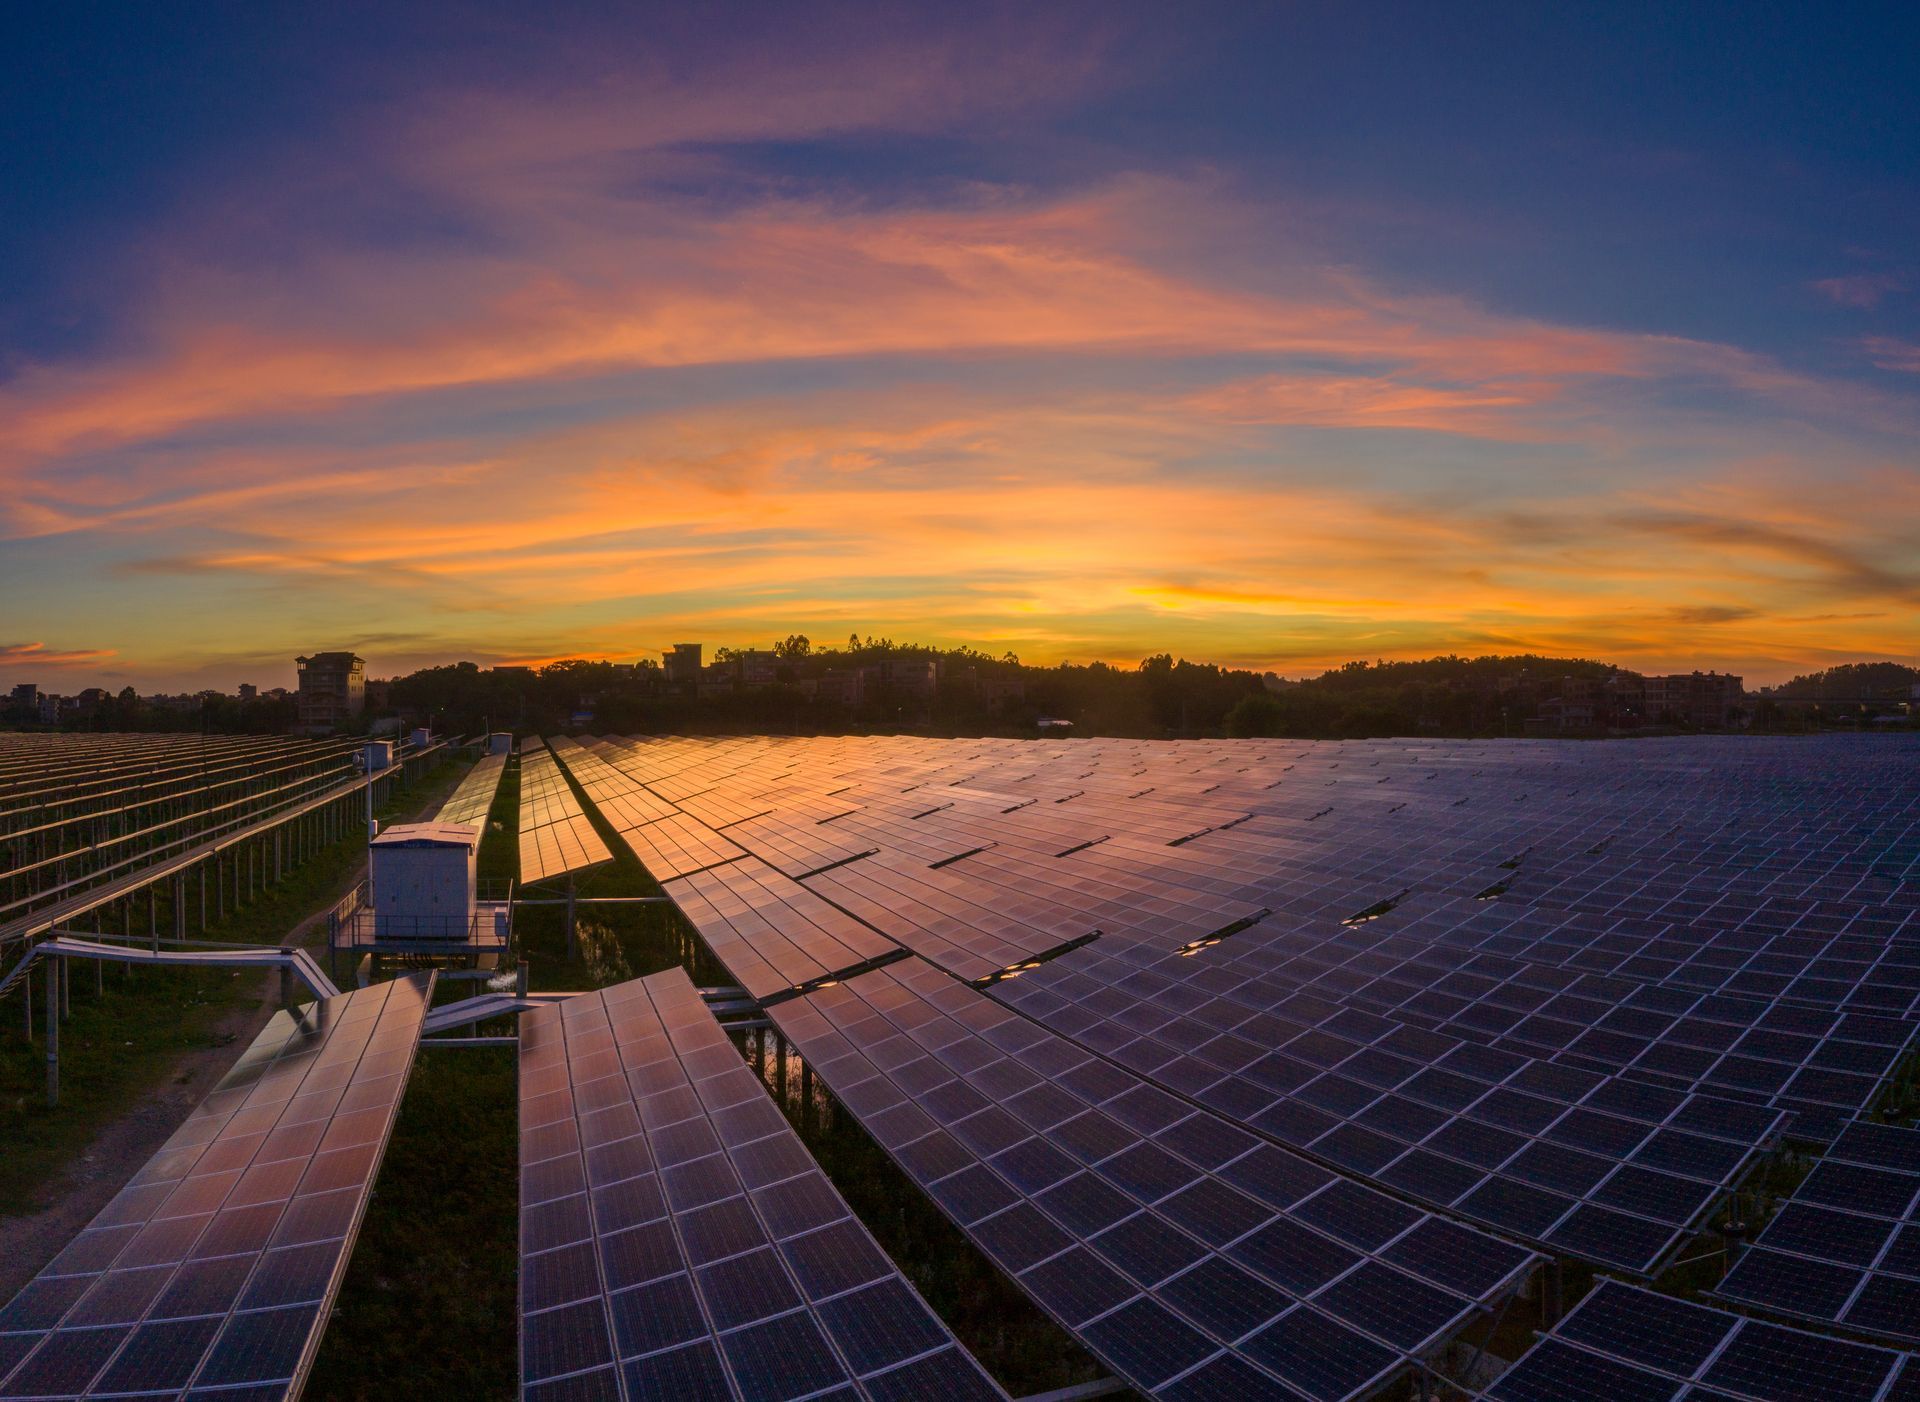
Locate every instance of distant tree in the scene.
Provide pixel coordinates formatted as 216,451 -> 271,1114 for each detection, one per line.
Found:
1225,693 -> 1286,737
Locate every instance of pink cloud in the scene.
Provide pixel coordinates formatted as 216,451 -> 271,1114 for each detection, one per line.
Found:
1811,272 -> 1907,309
1863,336 -> 1920,373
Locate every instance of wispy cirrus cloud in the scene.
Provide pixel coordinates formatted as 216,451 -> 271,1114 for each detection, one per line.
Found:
1863,336 -> 1920,373
0,641 -> 116,669
1811,272 -> 1907,309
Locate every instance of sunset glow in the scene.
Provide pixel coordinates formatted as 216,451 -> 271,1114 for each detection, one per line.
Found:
4,5 -> 1917,688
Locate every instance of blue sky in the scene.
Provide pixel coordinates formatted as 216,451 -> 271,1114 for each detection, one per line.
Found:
2,2 -> 1917,688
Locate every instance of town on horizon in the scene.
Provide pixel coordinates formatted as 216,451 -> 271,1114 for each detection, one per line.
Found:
6,638 -> 1917,740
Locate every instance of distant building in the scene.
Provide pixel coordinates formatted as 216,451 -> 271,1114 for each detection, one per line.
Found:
859,657 -> 936,699
664,643 -> 703,686
1644,671 -> 1744,730
734,649 -> 781,688
813,669 -> 865,707
8,683 -> 38,709
364,678 -> 393,710
237,683 -> 257,702
296,652 -> 366,728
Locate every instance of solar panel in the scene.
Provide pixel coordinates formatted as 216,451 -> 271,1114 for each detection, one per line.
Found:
0,974 -> 433,1401
987,923 -> 1783,1275
520,743 -> 613,884
1486,1276 -> 1920,1402
664,858 -> 903,1003
766,959 -> 1540,1401
437,752 -> 507,828
517,966 -> 1006,1401
1714,1119 -> 1920,1343
582,733 -> 1920,1327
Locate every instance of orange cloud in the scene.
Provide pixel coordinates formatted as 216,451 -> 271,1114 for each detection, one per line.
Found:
0,642 -> 117,669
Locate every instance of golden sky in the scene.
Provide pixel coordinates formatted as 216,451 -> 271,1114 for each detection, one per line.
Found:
3,7 -> 1917,689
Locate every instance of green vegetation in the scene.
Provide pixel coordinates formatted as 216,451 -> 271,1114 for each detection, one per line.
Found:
307,1044 -> 519,1401
1766,661 -> 1920,700
0,960 -> 251,1209
379,645 -> 1841,740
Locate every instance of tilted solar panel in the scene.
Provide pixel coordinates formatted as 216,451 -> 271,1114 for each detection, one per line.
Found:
1486,1276 -> 1920,1402
517,966 -> 1007,1401
1714,1119 -> 1920,1344
520,745 -> 613,884
766,959 -> 1540,1401
437,752 -> 507,828
0,974 -> 433,1401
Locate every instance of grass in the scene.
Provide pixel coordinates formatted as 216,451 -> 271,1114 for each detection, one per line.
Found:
0,757 -> 461,1212
306,1044 -> 519,1400
0,960 -> 251,1210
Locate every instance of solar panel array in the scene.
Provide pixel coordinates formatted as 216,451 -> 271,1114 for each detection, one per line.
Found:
0,974 -> 432,1400
766,958 -> 1540,1400
0,734 -> 368,938
1714,1119 -> 1920,1344
537,733 -> 1920,1392
519,740 -> 612,884
1487,1276 -> 1920,1402
437,751 -> 507,828
518,966 -> 1007,1401
991,933 -> 1784,1273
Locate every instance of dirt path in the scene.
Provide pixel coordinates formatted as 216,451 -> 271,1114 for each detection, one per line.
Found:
0,762 -> 467,1300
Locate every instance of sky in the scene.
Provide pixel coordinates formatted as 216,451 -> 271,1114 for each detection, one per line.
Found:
3,2 -> 1918,691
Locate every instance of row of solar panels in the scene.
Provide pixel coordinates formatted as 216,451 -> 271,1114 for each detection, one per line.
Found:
437,751 -> 507,829
546,733 -> 1920,1396
519,741 -> 613,885
552,738 -> 1809,1275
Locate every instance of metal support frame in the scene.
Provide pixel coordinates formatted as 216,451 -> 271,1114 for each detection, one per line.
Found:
45,955 -> 59,1107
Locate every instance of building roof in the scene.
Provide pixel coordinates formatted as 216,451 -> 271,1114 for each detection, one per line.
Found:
371,821 -> 480,848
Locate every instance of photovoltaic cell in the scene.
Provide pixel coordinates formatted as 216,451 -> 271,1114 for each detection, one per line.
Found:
1714,1119 -> 1920,1344
586,733 -> 1920,1306
521,740 -> 614,884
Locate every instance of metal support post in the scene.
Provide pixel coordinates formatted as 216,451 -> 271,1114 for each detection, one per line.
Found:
565,877 -> 578,961
516,959 -> 530,998
279,949 -> 295,1009
46,958 -> 60,1108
